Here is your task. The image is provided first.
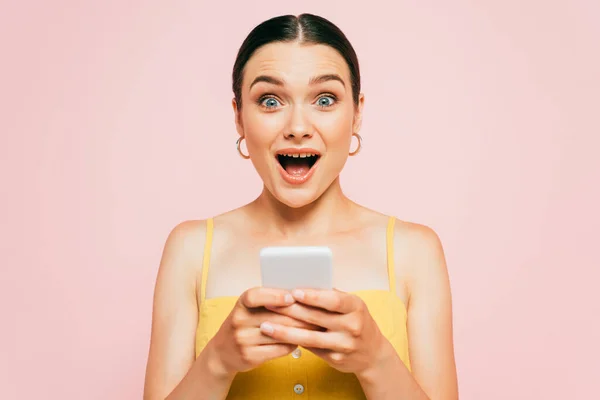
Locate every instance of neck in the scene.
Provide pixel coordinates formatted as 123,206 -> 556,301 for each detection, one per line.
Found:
247,177 -> 357,238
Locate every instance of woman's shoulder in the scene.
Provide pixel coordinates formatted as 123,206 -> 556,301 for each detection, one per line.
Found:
166,219 -> 209,249
392,218 -> 443,255
356,207 -> 445,265
391,217 -> 449,301
160,219 -> 210,279
163,206 -> 249,253
161,209 -> 243,269
360,206 -> 442,248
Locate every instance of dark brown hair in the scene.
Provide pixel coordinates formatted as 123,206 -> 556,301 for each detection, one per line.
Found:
232,14 -> 361,108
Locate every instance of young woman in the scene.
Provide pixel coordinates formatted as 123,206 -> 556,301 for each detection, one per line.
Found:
144,13 -> 458,400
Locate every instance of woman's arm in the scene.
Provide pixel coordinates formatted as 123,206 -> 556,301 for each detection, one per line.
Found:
354,339 -> 429,400
358,223 -> 459,399
404,224 -> 458,399
143,221 -> 233,400
356,223 -> 458,399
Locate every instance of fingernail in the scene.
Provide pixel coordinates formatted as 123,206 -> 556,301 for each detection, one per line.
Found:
293,289 -> 305,300
284,294 -> 294,304
260,322 -> 274,334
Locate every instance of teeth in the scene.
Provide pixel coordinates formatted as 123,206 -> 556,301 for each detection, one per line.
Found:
280,153 -> 317,158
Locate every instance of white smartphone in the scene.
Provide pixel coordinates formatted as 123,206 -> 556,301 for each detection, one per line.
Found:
259,246 -> 333,291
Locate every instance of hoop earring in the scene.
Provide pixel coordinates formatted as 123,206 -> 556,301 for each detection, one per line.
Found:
349,133 -> 363,156
236,137 -> 250,159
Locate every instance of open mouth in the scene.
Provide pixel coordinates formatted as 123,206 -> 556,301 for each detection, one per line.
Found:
275,151 -> 321,184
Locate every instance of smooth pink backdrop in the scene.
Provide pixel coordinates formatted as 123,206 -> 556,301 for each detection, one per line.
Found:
2,1 -> 599,399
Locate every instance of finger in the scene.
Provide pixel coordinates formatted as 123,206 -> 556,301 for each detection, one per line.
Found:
291,288 -> 360,314
305,347 -> 328,358
245,344 -> 297,365
240,287 -> 295,309
305,347 -> 347,367
270,306 -> 365,338
231,307 -> 321,331
251,309 -> 323,331
267,313 -> 323,331
260,322 -> 349,352
234,328 -> 282,346
266,303 -> 338,330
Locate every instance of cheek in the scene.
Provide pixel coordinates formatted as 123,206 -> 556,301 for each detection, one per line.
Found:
242,111 -> 284,153
317,110 -> 354,147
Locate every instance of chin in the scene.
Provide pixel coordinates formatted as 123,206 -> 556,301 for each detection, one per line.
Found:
270,186 -> 322,209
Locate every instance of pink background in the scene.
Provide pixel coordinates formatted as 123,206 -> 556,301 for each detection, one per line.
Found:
2,1 -> 599,399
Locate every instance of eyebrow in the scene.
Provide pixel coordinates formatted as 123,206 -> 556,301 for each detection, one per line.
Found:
249,75 -> 285,89
249,73 -> 346,90
309,74 -> 345,87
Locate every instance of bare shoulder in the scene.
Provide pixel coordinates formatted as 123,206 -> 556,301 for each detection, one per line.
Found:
157,219 -> 209,290
162,206 -> 254,279
164,219 -> 208,253
393,219 -> 445,262
392,219 -> 449,302
162,219 -> 207,262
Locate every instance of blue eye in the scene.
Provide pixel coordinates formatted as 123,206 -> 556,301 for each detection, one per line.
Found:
261,97 -> 280,108
316,95 -> 335,107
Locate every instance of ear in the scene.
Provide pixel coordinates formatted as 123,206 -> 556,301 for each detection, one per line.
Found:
353,93 -> 365,134
232,98 -> 244,137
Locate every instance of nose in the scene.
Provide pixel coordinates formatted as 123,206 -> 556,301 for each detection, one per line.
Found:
284,105 -> 313,141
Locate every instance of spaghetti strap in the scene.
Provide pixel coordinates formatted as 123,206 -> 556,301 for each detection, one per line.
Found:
386,216 -> 397,293
200,218 -> 214,303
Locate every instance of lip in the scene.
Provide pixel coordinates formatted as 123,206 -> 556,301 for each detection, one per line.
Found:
274,148 -> 322,185
275,148 -> 322,156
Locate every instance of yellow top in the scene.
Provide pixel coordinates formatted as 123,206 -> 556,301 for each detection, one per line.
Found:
195,217 -> 411,399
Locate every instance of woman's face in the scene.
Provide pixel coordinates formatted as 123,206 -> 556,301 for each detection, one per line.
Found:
234,41 -> 364,208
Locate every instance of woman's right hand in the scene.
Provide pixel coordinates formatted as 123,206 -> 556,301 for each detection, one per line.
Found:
206,287 -> 320,378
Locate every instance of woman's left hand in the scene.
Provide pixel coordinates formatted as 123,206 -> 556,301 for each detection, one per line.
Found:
260,288 -> 392,376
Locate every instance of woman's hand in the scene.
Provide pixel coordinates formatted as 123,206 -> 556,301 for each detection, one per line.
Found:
261,289 -> 393,376
207,287 -> 322,379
